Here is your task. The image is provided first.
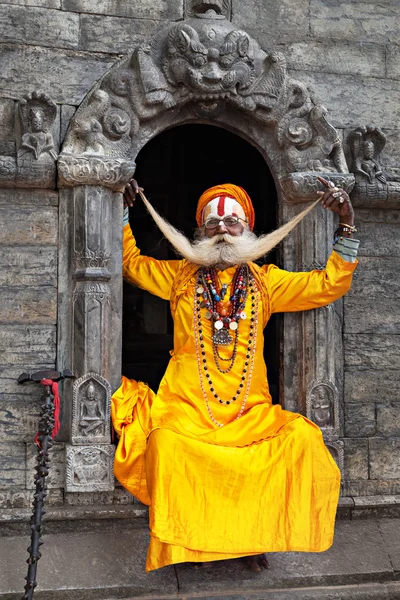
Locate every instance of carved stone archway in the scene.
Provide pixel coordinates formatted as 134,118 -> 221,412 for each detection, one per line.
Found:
57,9 -> 355,491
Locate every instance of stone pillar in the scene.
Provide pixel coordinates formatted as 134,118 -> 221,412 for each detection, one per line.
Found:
57,177 -> 127,492
281,197 -> 344,472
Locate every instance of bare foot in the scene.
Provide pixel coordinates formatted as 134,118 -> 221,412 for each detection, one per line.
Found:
244,553 -> 269,573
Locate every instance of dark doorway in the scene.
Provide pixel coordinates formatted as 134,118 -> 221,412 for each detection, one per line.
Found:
122,124 -> 281,403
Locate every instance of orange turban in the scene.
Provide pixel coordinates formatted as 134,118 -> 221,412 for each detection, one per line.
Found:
196,184 -> 255,231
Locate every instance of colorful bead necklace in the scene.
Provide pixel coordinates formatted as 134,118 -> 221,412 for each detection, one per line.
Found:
193,266 -> 259,428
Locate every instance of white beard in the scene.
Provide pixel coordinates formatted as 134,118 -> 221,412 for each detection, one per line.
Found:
138,192 -> 320,268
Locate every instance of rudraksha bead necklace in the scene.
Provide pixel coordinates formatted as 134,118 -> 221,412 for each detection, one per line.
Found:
193,265 -> 259,427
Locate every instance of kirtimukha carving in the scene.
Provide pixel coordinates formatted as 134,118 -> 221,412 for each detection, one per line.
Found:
307,380 -> 339,441
17,91 -> 57,188
65,445 -> 115,492
71,373 -> 111,445
59,16 -> 352,195
349,126 -> 400,207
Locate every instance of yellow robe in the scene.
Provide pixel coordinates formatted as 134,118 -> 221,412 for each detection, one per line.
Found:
112,224 -> 358,571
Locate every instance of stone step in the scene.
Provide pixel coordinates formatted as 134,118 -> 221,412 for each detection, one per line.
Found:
1,518 -> 399,600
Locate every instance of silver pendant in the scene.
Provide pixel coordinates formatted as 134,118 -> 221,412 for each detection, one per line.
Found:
212,328 -> 233,346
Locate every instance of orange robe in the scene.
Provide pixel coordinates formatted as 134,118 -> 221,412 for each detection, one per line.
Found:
112,224 -> 358,571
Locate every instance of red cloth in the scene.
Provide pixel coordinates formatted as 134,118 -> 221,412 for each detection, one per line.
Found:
34,379 -> 61,446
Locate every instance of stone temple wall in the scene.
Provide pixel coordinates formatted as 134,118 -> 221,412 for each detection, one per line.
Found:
0,0 -> 399,515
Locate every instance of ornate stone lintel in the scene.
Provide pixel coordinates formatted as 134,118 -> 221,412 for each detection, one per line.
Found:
326,440 -> 344,475
307,379 -> 340,442
58,155 -> 136,191
72,372 -> 111,445
280,172 -> 355,204
65,444 -> 115,492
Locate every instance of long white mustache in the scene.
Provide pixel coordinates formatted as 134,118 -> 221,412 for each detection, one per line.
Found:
138,191 -> 319,267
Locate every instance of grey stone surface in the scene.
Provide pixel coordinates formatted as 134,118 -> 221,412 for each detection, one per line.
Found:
0,324 -> 56,366
345,297 -> 400,334
344,335 -> 400,370
232,0 -> 309,43
0,286 -> 56,323
356,215 -> 400,258
344,403 -> 376,438
62,0 -> 183,20
344,370 -> 400,405
343,480 -> 400,498
1,0 -> 60,6
343,438 -> 369,480
387,44 -> 400,81
0,443 -> 26,489
0,5 -> 79,50
60,104 -> 76,143
287,71 -> 400,130
0,488 -> 63,510
0,188 -> 58,206
0,528 -> 177,598
0,398 -> 41,442
0,99 -> 15,141
310,0 -> 400,44
347,258 -> 400,299
175,520 -> 395,593
377,403 -> 400,437
284,41 -> 386,78
0,247 -> 58,287
370,439 -> 400,480
378,519 -> 400,573
80,14 -> 166,54
0,44 -> 118,105
25,442 -> 65,489
0,206 -> 58,244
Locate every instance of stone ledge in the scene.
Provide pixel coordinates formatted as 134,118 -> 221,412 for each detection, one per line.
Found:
1,519 -> 399,600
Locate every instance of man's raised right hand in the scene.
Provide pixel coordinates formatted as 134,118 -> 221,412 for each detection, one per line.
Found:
123,178 -> 143,207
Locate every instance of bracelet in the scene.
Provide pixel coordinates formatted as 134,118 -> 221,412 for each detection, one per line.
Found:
338,222 -> 357,232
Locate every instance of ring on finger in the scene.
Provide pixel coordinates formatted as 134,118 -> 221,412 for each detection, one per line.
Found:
339,196 -> 345,204
332,191 -> 342,198
328,181 -> 336,188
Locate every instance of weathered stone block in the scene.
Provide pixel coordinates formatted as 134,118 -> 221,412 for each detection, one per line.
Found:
342,479 -> 400,497
346,257 -> 400,299
65,445 -> 115,492
0,99 -> 15,141
0,324 -> 56,366
0,5 -> 79,50
2,0 -> 60,7
344,370 -> 400,405
343,438 -> 369,480
387,44 -> 400,81
0,398 -> 40,442
0,443 -> 26,489
284,41 -> 385,78
355,214 -> 400,258
0,488 -> 63,509
232,0 -> 309,43
0,44 -> 117,105
60,104 -> 76,143
345,334 -> 400,370
376,403 -> 400,437
0,188 -> 58,206
344,403 -> 376,438
370,438 -> 400,480
64,491 -> 114,505
0,366 -> 47,396
0,286 -> 57,323
345,298 -> 400,334
287,70 -> 400,130
62,0 -> 183,20
0,206 -> 58,245
80,14 -> 167,54
26,442 -> 65,489
310,0 -> 400,44
0,246 -> 57,287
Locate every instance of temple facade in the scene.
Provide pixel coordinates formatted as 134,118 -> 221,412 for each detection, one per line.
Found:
0,0 -> 399,521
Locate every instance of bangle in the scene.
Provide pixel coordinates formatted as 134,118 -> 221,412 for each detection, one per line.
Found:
338,222 -> 357,232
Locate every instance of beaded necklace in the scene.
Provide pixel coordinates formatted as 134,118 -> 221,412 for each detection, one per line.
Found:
193,265 -> 259,428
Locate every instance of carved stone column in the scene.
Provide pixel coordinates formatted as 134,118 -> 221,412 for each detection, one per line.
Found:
281,201 -> 344,472
58,181 -> 125,492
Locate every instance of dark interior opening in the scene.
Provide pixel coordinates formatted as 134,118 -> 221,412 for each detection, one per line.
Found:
122,124 -> 281,404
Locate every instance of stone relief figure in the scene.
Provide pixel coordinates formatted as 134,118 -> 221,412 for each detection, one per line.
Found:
310,384 -> 333,428
66,446 -> 114,491
350,126 -> 387,184
79,382 -> 105,437
18,91 -> 57,161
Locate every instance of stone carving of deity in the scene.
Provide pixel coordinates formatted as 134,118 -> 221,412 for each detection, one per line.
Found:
79,383 -> 105,437
310,384 -> 333,428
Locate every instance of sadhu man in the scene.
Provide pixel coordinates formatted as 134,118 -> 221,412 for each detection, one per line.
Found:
112,180 -> 358,572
